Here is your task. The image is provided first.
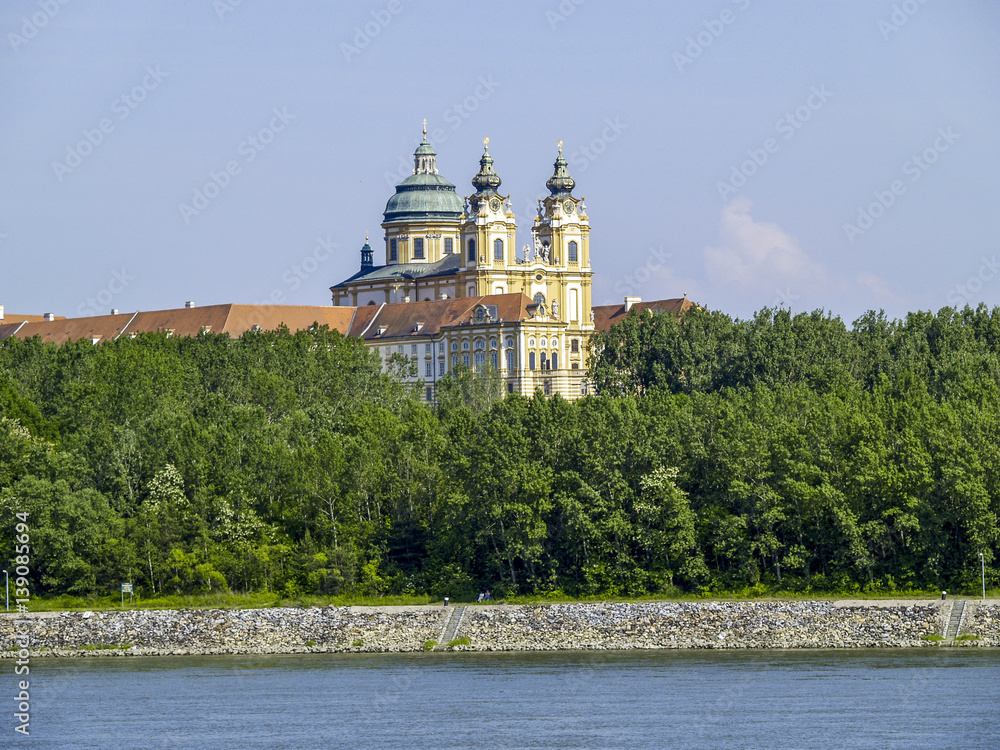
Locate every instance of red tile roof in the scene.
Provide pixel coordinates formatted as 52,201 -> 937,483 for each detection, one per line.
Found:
592,298 -> 694,331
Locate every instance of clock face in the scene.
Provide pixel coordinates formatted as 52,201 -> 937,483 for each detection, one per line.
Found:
562,200 -> 575,214
489,197 -> 502,212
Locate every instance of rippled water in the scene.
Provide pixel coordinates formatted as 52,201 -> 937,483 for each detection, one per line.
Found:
9,649 -> 999,749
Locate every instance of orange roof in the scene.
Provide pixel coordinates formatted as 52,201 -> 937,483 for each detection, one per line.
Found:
592,298 -> 694,331
0,304 -> 357,345
0,313 -> 67,323
351,294 -> 536,341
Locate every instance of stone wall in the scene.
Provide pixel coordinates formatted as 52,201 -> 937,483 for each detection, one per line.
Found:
0,599 -> 982,658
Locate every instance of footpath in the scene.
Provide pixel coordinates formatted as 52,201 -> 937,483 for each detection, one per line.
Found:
1,599 -> 996,657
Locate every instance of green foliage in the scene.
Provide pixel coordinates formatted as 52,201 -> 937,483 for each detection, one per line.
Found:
446,636 -> 470,648
1,307 -> 999,603
422,640 -> 438,651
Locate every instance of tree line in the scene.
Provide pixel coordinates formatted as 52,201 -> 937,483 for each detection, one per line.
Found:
1,305 -> 998,601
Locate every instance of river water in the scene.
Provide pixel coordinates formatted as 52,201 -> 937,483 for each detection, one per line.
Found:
8,649 -> 998,749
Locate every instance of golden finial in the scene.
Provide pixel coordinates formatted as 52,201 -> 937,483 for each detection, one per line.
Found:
483,136 -> 489,151
365,230 -> 369,242
422,118 -> 427,136
557,139 -> 563,154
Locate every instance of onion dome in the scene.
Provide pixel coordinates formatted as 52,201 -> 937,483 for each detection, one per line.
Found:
545,140 -> 575,197
471,137 -> 502,196
360,232 -> 373,270
383,121 -> 463,225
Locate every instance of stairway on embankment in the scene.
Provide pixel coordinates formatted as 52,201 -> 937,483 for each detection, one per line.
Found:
435,605 -> 466,650
944,599 -> 967,641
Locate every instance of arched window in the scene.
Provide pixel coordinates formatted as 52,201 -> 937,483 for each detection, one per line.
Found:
474,352 -> 486,370
568,240 -> 578,263
529,352 -> 536,371
467,239 -> 476,261
494,238 -> 504,261
551,352 -> 558,370
506,350 -> 515,371
533,292 -> 545,306
490,351 -> 498,369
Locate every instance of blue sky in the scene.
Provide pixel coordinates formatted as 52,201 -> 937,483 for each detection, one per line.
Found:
2,0 -> 998,323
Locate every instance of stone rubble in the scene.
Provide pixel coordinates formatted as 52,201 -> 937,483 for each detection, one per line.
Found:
958,603 -> 1000,646
0,600 -> 972,658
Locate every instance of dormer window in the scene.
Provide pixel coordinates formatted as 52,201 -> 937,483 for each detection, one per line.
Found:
377,326 -> 388,336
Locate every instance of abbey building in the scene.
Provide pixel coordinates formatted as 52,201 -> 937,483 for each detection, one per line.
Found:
330,126 -> 600,400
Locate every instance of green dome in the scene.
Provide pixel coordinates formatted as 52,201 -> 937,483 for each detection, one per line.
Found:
383,130 -> 463,225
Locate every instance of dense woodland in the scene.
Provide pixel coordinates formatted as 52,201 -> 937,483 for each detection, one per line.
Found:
1,304 -> 998,601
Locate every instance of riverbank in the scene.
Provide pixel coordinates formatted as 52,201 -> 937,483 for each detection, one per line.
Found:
1,600 -> 996,657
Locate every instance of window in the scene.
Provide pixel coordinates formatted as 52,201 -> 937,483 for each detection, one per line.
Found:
425,361 -> 432,377
411,344 -> 417,356
397,345 -> 403,354
571,338 -> 580,353
489,338 -> 497,349
551,352 -> 558,370
529,352 -> 536,371
568,240 -> 578,263
426,387 -> 433,401
544,380 -> 551,396
540,352 -> 548,370
468,239 -> 476,261
572,363 -> 580,370
494,238 -> 504,261
491,352 -> 498,369
507,383 -> 514,394
505,337 -> 514,348
533,292 -> 545,306
463,354 -> 470,368
451,341 -> 458,351
506,350 -> 515,371
452,355 -> 458,368
551,338 -> 558,348
439,342 -> 445,353
474,352 -> 486,370
414,238 -> 424,259
581,382 -> 588,395
425,343 -> 431,354
390,239 -> 397,261
445,237 -> 453,254
474,339 -> 485,350
462,341 -> 470,350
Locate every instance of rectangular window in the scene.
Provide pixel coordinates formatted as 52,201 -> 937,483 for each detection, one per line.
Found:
571,338 -> 579,353
425,343 -> 431,354
529,352 -> 536,371
494,238 -> 504,261
426,387 -> 433,401
551,352 -> 558,370
414,238 -> 424,259
390,238 -> 397,261
463,354 -> 470,368
544,380 -> 551,396
411,344 -> 417,355
468,239 -> 476,261
439,342 -> 445,353
507,383 -> 514,394
571,363 -> 580,370
445,238 -> 453,254
425,361 -> 432,377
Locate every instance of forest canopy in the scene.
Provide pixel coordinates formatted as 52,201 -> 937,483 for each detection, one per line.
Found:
1,305 -> 998,601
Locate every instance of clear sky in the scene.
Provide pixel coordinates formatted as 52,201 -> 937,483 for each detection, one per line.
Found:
2,0 -> 998,323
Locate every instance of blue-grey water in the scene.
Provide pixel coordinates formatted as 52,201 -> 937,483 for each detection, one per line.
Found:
8,649 -> 999,749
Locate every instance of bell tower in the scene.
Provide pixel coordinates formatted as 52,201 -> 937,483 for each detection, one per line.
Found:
460,137 -> 518,298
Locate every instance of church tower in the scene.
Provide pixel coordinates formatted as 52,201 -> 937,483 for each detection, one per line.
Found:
460,138 -> 518,299
525,142 -> 593,335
